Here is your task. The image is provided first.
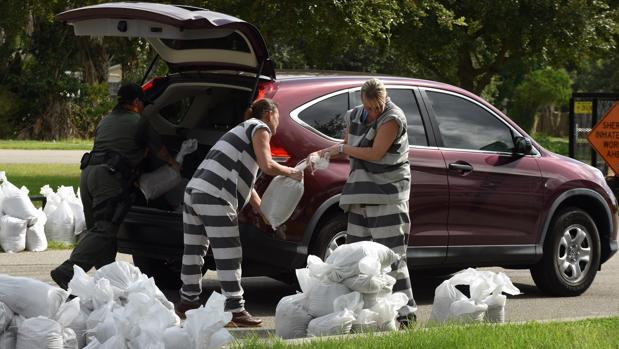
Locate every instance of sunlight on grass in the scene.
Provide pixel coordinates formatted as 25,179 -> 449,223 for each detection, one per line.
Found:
0,163 -> 80,194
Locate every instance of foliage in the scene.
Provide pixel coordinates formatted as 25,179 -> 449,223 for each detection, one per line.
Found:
510,68 -> 572,133
0,1 -> 618,139
532,133 -> 569,156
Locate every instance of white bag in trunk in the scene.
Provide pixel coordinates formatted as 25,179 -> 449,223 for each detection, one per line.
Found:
0,216 -> 27,253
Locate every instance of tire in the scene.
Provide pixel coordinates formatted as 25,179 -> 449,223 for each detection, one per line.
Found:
530,207 -> 601,296
132,255 -> 183,290
310,214 -> 348,261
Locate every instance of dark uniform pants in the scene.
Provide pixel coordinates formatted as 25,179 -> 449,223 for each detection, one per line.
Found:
53,165 -> 127,285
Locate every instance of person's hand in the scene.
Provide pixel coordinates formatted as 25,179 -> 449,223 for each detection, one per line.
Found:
288,167 -> 304,181
306,151 -> 320,173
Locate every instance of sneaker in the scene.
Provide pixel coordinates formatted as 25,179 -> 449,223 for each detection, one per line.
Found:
226,310 -> 262,327
50,268 -> 71,291
174,301 -> 201,320
397,313 -> 417,329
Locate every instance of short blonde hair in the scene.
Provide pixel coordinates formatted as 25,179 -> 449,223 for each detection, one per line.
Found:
361,78 -> 387,103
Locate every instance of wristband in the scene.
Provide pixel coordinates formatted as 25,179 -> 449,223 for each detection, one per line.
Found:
338,143 -> 344,154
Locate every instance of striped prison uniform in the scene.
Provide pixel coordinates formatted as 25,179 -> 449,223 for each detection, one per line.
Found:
340,99 -> 417,316
180,118 -> 270,312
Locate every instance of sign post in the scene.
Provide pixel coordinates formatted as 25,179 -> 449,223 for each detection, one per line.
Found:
587,101 -> 619,175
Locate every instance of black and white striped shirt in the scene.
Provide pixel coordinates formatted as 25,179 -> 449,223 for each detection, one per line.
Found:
340,99 -> 411,210
186,119 -> 270,210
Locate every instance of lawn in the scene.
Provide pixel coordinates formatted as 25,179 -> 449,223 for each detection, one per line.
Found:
0,163 -> 80,195
0,139 -> 92,150
237,317 -> 619,349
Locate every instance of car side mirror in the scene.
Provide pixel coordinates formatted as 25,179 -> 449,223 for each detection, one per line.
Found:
513,136 -> 532,155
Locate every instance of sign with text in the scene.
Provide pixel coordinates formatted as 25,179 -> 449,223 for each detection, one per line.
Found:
588,101 -> 619,174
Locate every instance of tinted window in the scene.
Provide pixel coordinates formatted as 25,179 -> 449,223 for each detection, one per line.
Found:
387,89 -> 428,146
427,91 -> 514,152
298,93 -> 348,139
159,97 -> 194,124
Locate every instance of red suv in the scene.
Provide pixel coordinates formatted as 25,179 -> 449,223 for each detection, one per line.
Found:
58,3 -> 617,296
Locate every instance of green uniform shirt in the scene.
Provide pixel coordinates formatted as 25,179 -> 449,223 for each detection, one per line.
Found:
91,106 -> 161,168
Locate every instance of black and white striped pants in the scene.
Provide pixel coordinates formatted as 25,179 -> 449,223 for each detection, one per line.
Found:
179,188 -> 245,312
346,201 -> 417,316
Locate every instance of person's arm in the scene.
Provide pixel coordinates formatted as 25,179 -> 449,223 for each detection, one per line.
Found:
138,118 -> 182,171
253,128 -> 303,181
320,120 -> 399,162
248,188 -> 268,223
155,146 -> 181,171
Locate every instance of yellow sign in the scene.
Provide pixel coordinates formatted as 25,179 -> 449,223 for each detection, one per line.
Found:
588,101 -> 619,175
575,101 -> 592,115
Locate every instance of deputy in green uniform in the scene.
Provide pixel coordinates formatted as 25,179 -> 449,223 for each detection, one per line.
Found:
51,83 -> 180,290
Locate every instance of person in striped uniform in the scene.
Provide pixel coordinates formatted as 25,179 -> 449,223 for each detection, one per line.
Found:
309,78 -> 417,327
174,98 -> 303,327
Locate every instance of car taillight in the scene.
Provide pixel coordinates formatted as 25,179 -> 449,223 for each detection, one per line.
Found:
255,81 -> 278,100
141,77 -> 163,92
270,138 -> 290,163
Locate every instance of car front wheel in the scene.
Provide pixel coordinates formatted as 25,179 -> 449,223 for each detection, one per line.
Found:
530,207 -> 601,296
311,214 -> 348,261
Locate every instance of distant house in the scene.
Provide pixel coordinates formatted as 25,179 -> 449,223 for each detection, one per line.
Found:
108,64 -> 122,95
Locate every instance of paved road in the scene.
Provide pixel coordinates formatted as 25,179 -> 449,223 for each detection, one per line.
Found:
0,149 -> 84,163
1,249 -> 617,332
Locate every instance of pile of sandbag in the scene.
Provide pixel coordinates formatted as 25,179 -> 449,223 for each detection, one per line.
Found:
429,268 -> 521,324
275,241 -> 413,339
0,261 -> 234,349
0,172 -> 46,253
40,185 -> 86,243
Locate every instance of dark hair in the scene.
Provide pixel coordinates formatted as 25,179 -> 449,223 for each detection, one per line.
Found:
244,98 -> 277,120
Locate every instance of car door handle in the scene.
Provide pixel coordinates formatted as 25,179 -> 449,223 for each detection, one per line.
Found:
449,162 -> 473,173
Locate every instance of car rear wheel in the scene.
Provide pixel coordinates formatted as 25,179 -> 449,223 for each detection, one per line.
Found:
530,207 -> 600,296
311,214 -> 348,261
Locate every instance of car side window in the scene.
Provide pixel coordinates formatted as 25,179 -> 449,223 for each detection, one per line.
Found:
159,96 -> 195,124
387,89 -> 428,146
298,93 -> 348,139
426,91 -> 514,152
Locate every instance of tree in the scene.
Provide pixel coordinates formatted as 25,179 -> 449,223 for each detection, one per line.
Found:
510,67 -> 572,133
389,0 -> 616,96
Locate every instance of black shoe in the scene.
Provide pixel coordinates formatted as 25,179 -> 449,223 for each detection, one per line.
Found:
50,268 -> 71,291
226,310 -> 263,327
398,313 -> 417,329
174,300 -> 201,320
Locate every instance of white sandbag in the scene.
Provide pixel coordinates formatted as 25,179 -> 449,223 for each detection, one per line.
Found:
0,216 -> 27,253
62,328 -> 78,349
124,292 -> 179,335
184,292 -> 233,349
139,165 -> 181,201
449,299 -> 487,323
41,185 -> 61,217
26,208 -> 47,252
0,180 -> 38,222
483,294 -> 507,323
163,177 -> 189,210
369,292 -> 410,331
94,261 -> 145,290
45,200 -> 75,243
324,241 -> 400,282
0,315 -> 23,349
163,326 -> 192,349
0,274 -> 68,319
260,161 -> 307,229
0,300 -> 14,332
57,186 -> 86,236
305,280 -> 351,317
16,316 -> 63,349
275,293 -> 313,339
308,152 -> 330,175
342,272 -> 396,294
306,309 -> 355,337
352,308 -> 380,332
97,335 -> 127,349
429,279 -> 465,324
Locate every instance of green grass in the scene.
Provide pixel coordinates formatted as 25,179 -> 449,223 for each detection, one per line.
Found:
47,241 -> 77,250
0,163 -> 80,195
0,139 -> 92,150
234,318 -> 619,349
532,133 -> 569,156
